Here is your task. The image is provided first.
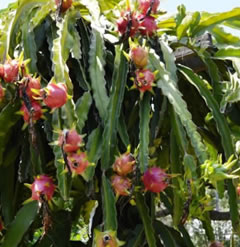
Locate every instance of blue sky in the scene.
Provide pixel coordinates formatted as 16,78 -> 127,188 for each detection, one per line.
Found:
0,0 -> 239,13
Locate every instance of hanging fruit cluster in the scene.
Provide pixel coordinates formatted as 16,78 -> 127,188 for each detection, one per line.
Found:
57,129 -> 92,175
111,150 -> 136,197
0,56 -> 69,125
117,0 -> 159,38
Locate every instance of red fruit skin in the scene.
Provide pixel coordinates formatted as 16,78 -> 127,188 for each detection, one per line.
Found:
55,0 -> 72,12
209,241 -> 224,247
138,15 -> 157,36
111,175 -> 131,196
43,82 -> 67,109
67,152 -> 89,174
131,47 -> 148,68
237,186 -> 240,196
31,175 -> 55,201
135,69 -> 155,92
58,129 -> 82,153
0,84 -> 4,101
138,0 -> 160,15
21,101 -> 43,123
20,76 -> 41,101
0,65 -> 3,78
143,167 -> 168,193
0,217 -> 3,232
117,11 -> 139,37
112,152 -> 135,176
3,59 -> 19,83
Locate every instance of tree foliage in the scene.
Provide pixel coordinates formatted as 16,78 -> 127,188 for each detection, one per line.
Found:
0,0 -> 240,246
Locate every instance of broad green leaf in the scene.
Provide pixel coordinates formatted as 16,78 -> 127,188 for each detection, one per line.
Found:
179,65 -> 234,159
0,9 -> 15,61
214,46 -> 240,59
212,26 -> 240,46
22,12 -> 38,73
1,201 -> 38,247
0,100 -> 21,165
7,0 -> 50,56
102,174 -> 117,231
118,113 -> 130,148
193,8 -> 240,35
101,46 -> 128,169
138,93 -> 151,172
88,28 -> 109,120
75,92 -> 92,133
170,130 -> 184,227
179,65 -> 240,233
52,10 -> 81,90
87,127 -> 103,164
127,225 -> 145,247
178,225 -> 195,247
149,50 -> 208,164
135,193 -> 156,247
160,40 -> 177,83
154,221 -> 177,247
177,11 -> 200,40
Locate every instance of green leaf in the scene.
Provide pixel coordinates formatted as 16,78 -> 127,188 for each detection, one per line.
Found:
160,40 -> 177,83
170,130 -> 183,227
135,193 -> 156,247
177,11 -> 200,40
52,10 -> 81,90
178,225 -> 195,247
7,0 -> 50,57
214,46 -> 240,59
101,46 -> 128,169
0,100 -> 21,165
118,113 -> 130,148
102,174 -> 117,231
88,28 -> 109,120
149,50 -> 208,164
154,221 -> 177,247
212,26 -> 240,45
1,201 -> 38,247
193,8 -> 240,35
138,93 -> 151,172
179,65 -> 240,233
75,92 -> 92,133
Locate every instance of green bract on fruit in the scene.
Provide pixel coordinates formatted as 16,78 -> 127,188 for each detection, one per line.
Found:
20,76 -> 41,101
21,101 -> 43,123
111,175 -> 132,196
130,46 -> 148,68
138,15 -> 157,36
112,152 -> 135,176
58,129 -> 82,153
94,230 -> 125,247
135,69 -> 155,92
67,152 -> 90,174
0,84 -> 4,101
1,59 -> 20,83
55,0 -> 72,12
117,11 -> 139,37
142,167 -> 169,193
31,175 -> 55,201
138,0 -> 160,15
42,82 -> 68,109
